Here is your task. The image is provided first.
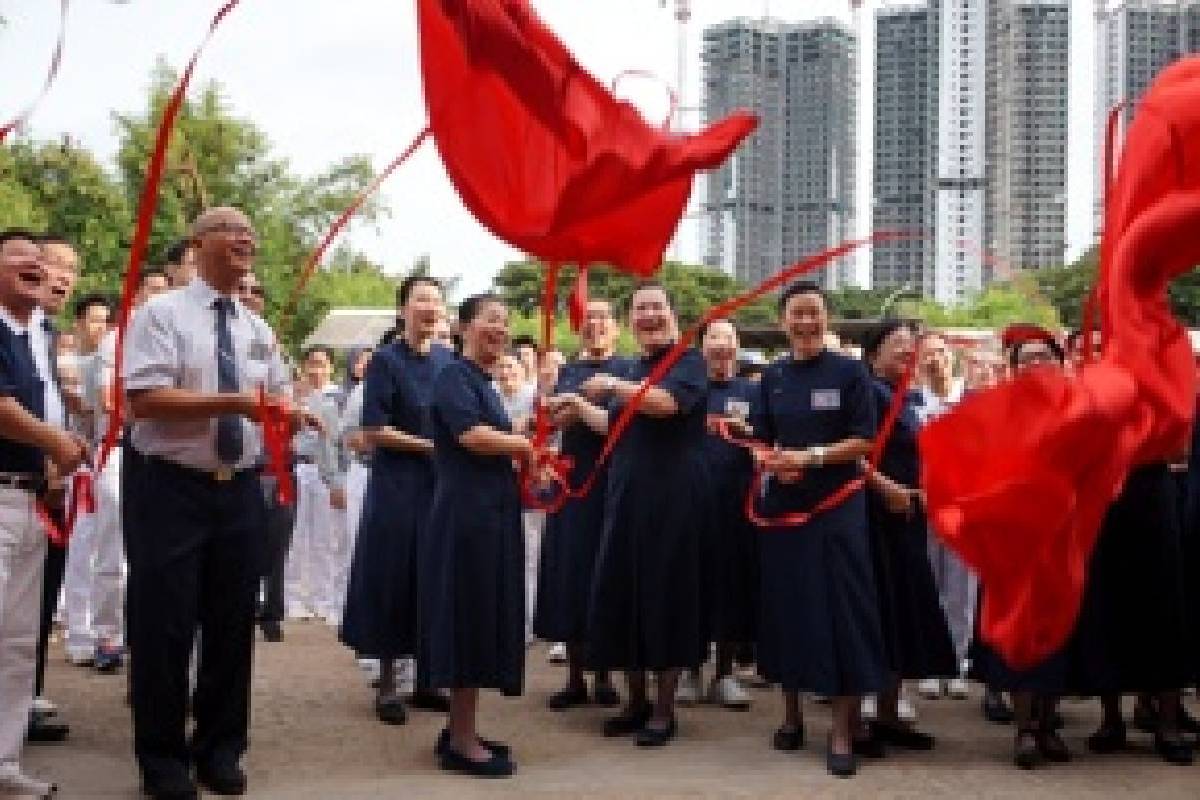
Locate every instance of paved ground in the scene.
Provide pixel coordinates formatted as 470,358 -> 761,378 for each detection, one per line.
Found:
24,623 -> 1200,798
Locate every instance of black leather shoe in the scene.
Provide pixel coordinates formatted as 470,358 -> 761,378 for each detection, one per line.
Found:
435,728 -> 511,758
1133,700 -> 1158,734
195,760 -> 247,796
592,682 -> 621,707
826,743 -> 857,778
375,694 -> 408,725
873,721 -> 935,751
439,747 -> 515,778
634,717 -> 677,747
1154,733 -> 1195,766
547,684 -> 590,711
1086,723 -> 1127,754
259,620 -> 283,642
143,766 -> 198,800
27,712 -> 69,744
1037,730 -> 1071,763
772,725 -> 804,752
983,690 -> 1015,724
852,730 -> 885,759
603,703 -> 653,737
409,690 -> 451,712
1179,707 -> 1200,736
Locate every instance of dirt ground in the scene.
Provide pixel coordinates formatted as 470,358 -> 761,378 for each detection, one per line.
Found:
24,623 -> 1200,799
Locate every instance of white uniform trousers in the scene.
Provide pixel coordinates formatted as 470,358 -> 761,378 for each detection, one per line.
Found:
0,486 -> 47,773
285,464 -> 344,622
338,461 -> 371,615
522,510 -> 545,644
62,451 -> 124,657
927,528 -> 978,670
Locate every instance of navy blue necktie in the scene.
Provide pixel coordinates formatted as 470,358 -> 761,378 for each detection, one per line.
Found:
213,297 -> 243,465
14,331 -> 45,421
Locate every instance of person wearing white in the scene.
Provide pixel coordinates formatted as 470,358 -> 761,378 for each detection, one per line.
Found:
915,333 -> 975,701
0,231 -> 89,800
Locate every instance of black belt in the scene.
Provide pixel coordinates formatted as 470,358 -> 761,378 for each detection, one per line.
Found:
0,473 -> 47,495
142,455 -> 252,484
294,456 -> 316,465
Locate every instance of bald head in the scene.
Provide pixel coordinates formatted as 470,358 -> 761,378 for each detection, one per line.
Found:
190,206 -> 257,293
190,206 -> 252,239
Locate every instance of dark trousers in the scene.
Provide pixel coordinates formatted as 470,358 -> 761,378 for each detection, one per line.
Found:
258,475 -> 294,623
124,453 -> 265,781
34,508 -> 67,699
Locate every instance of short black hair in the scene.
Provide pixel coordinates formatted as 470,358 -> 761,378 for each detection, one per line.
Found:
72,293 -> 113,320
397,275 -> 442,306
510,334 -> 537,349
698,317 -> 737,343
627,280 -> 676,314
165,239 -> 192,265
303,345 -> 336,363
1009,338 -> 1065,369
778,281 -> 827,314
0,229 -> 42,250
139,267 -> 169,288
457,293 -> 505,325
863,320 -> 916,364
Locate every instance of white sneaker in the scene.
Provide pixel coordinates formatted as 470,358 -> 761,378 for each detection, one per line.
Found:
357,658 -> 381,684
860,694 -> 878,720
947,677 -> 970,699
547,642 -> 568,663
397,658 -> 415,696
31,696 -> 57,716
285,604 -> 314,621
675,672 -> 700,706
897,694 -> 917,722
64,645 -> 94,666
917,678 -> 943,699
0,768 -> 56,799
709,676 -> 752,710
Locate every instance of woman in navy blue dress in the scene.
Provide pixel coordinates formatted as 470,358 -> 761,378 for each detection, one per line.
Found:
555,282 -> 711,748
753,282 -> 887,778
421,293 -> 530,778
697,318 -> 758,710
859,322 -> 956,751
535,298 -> 625,710
340,276 -> 454,724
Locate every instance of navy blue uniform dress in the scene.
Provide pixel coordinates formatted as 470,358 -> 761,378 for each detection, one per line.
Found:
701,377 -> 760,645
1068,463 -> 1191,694
420,359 -> 525,694
867,380 -> 957,679
533,356 -> 629,644
587,347 -> 712,671
754,350 -> 888,696
340,341 -> 454,659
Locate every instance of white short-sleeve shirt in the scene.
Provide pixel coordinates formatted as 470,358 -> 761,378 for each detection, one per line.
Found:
122,277 -> 290,471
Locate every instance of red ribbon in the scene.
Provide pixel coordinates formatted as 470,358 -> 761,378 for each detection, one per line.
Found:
99,0 -> 243,472
35,471 -> 95,548
0,0 -> 69,143
258,387 -> 296,506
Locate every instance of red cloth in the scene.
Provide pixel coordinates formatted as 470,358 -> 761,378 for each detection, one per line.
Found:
920,59 -> 1200,669
416,0 -> 756,275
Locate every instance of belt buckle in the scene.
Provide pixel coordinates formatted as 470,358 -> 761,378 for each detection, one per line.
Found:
214,467 -> 234,482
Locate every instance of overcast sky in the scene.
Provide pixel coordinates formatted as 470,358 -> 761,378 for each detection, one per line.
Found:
0,0 -> 1097,293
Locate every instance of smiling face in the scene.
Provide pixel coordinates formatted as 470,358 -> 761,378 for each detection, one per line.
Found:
701,319 -> 739,375
303,348 -> 334,390
492,353 -> 525,392
191,207 -> 257,291
0,236 -> 47,320
462,298 -> 510,367
629,285 -> 678,351
920,334 -> 954,383
581,300 -> 618,356
873,326 -> 916,383
41,241 -> 79,315
401,280 -> 445,343
781,289 -> 829,357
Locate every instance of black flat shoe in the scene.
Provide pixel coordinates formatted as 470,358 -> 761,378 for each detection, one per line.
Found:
143,775 -> 198,800
1086,723 -> 1127,754
1037,730 -> 1071,763
873,721 -> 935,751
1179,708 -> 1200,736
439,747 -> 515,778
375,694 -> 408,725
603,703 -> 652,737
547,685 -> 590,711
409,690 -> 451,713
593,683 -> 621,707
27,713 -> 69,744
195,760 -> 247,796
435,728 -> 511,758
852,730 -> 885,759
772,725 -> 804,752
1014,730 -> 1041,770
1133,700 -> 1158,734
635,717 -> 677,747
983,691 -> 1015,725
1154,733 -> 1195,766
259,620 -> 283,642
826,745 -> 857,778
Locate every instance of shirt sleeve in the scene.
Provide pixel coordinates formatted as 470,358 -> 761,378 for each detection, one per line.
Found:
434,363 -> 488,438
844,362 -> 878,441
656,349 -> 707,415
360,351 -> 395,428
122,302 -> 179,391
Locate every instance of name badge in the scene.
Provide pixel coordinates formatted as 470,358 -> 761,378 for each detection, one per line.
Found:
811,389 -> 841,410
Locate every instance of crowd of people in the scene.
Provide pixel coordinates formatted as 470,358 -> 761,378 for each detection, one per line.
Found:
0,205 -> 1198,798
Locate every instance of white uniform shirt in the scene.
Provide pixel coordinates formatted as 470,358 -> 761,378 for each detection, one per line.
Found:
122,277 -> 289,471
917,378 -> 965,425
28,307 -> 66,430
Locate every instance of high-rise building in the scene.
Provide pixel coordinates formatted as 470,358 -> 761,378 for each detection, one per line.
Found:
700,18 -> 857,289
872,1 -> 1069,305
1096,1 -> 1200,226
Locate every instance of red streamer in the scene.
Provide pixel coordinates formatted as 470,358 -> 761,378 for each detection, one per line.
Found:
99,0 -> 243,472
0,0 -> 69,143
62,471 -> 95,541
258,387 -> 296,506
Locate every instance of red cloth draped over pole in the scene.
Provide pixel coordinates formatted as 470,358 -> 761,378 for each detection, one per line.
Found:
97,0 -> 243,472
0,0 -> 69,143
920,59 -> 1200,669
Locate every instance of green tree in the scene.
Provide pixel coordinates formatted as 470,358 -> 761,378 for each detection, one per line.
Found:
910,274 -> 1060,328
